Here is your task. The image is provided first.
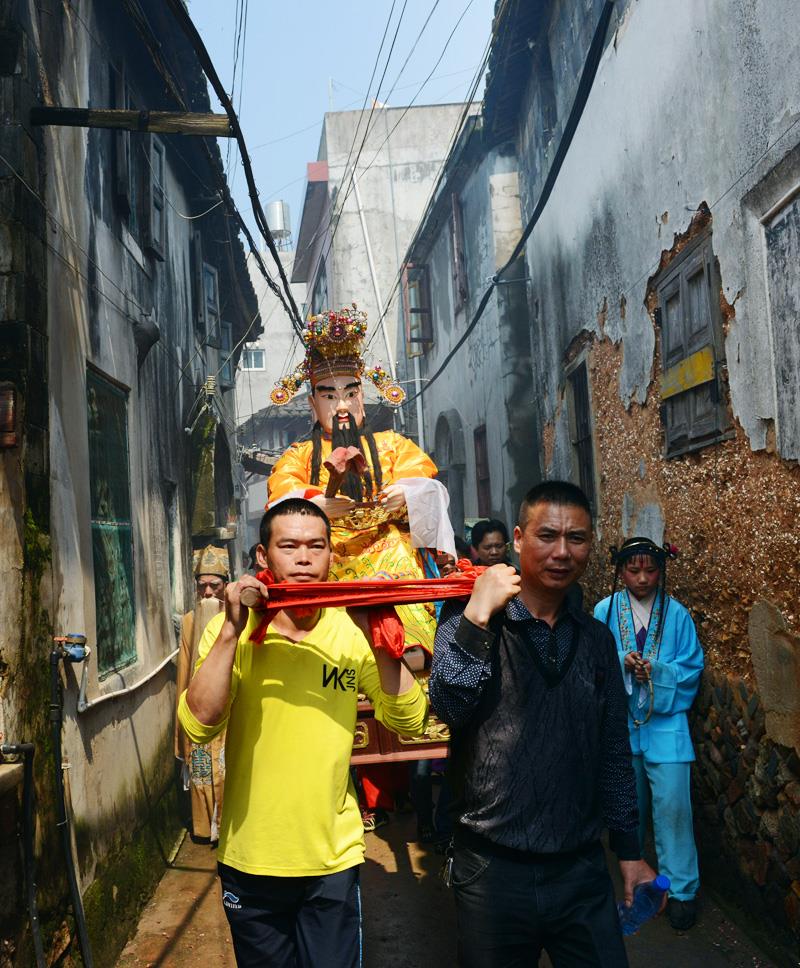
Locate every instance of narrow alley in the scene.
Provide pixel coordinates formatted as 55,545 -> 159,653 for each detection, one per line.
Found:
118,816 -> 777,968
2,1 -> 800,966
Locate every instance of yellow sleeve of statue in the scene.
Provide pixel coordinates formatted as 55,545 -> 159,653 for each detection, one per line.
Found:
387,431 -> 438,480
268,442 -> 317,502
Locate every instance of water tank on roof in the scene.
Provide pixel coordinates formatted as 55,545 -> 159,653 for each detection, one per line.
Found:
266,200 -> 291,240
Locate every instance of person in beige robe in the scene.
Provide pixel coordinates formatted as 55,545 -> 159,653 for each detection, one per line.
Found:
174,545 -> 229,842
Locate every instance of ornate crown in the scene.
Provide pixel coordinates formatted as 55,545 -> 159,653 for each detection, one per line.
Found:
269,304 -> 405,408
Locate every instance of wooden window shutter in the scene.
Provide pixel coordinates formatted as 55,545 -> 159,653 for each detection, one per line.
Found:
192,231 -> 206,337
474,425 -> 491,517
451,193 -> 468,312
112,65 -> 131,216
142,136 -> 166,261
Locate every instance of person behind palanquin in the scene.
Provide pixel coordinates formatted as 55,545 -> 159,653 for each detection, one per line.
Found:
174,543 -> 230,843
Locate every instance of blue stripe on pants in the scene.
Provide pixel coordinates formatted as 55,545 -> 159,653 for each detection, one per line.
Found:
632,756 -> 700,900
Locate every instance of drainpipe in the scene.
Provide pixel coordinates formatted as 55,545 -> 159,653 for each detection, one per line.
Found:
0,742 -> 45,968
351,168 -> 406,429
51,636 -> 94,968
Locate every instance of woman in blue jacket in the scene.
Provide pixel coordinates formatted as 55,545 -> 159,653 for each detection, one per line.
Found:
594,537 -> 704,932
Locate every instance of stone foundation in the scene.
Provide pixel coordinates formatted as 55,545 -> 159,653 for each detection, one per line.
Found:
691,666 -> 800,956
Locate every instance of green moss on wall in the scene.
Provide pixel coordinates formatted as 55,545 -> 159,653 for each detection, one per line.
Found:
82,781 -> 181,968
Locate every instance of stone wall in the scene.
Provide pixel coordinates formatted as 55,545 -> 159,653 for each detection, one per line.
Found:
691,667 -> 800,957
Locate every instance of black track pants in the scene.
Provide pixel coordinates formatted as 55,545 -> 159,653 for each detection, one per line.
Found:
218,862 -> 362,968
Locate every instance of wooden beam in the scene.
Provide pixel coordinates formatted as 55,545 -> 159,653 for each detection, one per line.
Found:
660,345 -> 715,400
30,106 -> 233,137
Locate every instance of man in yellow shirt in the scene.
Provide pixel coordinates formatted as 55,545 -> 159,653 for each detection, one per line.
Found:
178,498 -> 428,968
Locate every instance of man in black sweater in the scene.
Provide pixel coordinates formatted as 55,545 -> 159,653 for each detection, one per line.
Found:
430,481 -> 656,967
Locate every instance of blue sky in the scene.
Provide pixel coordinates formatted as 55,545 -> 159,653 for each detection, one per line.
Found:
188,0 -> 497,240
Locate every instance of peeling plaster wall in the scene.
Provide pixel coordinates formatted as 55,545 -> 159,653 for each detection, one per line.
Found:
519,0 -> 800,675
511,0 -> 800,943
521,0 -> 800,447
42,8 -> 196,871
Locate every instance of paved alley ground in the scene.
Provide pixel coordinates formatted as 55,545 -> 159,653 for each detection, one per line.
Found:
118,814 -> 778,967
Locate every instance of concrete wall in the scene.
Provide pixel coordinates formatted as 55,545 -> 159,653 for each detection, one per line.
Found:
312,103 -> 475,364
0,1 -> 254,960
508,0 -> 800,948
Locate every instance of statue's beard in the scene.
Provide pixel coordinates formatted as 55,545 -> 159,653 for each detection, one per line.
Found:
331,419 -> 372,500
311,419 -> 383,502
331,416 -> 363,451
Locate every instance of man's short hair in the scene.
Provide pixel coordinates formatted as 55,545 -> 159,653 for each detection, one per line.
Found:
260,498 -> 332,547
471,518 -> 509,548
518,480 -> 592,528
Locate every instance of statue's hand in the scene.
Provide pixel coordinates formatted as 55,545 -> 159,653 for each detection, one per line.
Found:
379,483 -> 406,512
310,494 -> 356,519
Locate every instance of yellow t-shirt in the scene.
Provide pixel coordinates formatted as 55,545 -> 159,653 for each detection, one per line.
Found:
177,608 -> 428,876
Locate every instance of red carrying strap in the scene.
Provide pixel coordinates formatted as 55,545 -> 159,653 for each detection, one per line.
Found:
248,560 -> 485,648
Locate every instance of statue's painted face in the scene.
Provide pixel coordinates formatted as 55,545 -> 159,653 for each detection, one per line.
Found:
309,375 -> 365,435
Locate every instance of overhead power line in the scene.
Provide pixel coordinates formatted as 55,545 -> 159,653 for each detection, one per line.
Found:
323,1 -> 405,254
160,0 -> 305,336
117,0 -> 303,339
362,14 -> 496,359
405,0 -> 617,406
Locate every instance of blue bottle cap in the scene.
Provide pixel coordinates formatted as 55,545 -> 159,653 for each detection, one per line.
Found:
654,874 -> 670,891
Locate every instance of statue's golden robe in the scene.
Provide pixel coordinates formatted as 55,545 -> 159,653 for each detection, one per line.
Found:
268,430 -> 439,650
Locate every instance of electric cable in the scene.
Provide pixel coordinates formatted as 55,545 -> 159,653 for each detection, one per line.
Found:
357,0 -> 478,185
162,0 -> 306,334
139,142 -> 224,220
229,0 -> 251,192
319,0 -> 410,265
359,28 -> 494,361
404,0 -> 617,406
250,65 -> 479,153
226,0 -> 245,174
115,0 -> 303,339
0,152 -> 221,403
381,0 -> 442,107
292,0 -> 405,273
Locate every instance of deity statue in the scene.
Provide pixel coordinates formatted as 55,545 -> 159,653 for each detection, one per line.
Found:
267,305 -> 455,656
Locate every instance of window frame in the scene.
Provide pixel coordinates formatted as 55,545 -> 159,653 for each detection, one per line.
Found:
219,320 -> 234,388
142,135 -> 166,261
242,347 -> 266,370
192,231 -> 222,349
762,188 -> 800,460
654,232 -> 730,458
401,262 -> 433,355
450,193 -> 469,313
86,368 -> 137,678
565,356 -> 598,514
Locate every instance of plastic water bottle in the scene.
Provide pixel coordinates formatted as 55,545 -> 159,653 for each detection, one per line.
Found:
617,875 -> 670,936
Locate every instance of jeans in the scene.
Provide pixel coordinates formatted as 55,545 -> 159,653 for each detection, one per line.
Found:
452,840 -> 628,967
